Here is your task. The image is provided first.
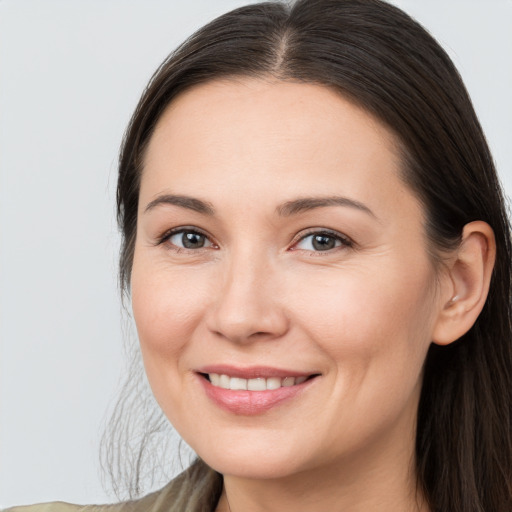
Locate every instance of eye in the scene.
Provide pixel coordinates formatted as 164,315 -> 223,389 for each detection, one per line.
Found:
293,230 -> 352,252
163,229 -> 214,250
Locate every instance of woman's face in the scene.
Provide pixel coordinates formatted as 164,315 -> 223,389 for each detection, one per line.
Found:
131,79 -> 447,480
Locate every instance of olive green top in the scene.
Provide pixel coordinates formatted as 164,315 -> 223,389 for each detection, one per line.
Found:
3,461 -> 223,512
3,481 -> 175,512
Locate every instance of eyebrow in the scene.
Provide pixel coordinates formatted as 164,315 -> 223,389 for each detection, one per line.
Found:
144,194 -> 215,215
276,196 -> 376,218
144,193 -> 376,219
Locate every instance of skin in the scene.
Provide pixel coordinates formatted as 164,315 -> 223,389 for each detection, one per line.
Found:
131,79 -> 495,512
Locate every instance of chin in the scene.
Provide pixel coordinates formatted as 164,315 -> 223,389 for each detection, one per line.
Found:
192,436 -> 311,480
206,455 -> 301,480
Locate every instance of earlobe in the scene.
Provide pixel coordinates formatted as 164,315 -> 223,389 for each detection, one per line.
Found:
432,221 -> 496,346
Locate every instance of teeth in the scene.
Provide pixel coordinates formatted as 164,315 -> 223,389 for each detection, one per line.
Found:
247,378 -> 266,391
230,377 -> 247,390
219,374 -> 230,389
207,373 -> 312,390
282,377 -> 295,387
266,377 -> 281,390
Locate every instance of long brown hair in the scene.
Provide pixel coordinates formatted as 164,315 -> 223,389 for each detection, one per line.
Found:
109,1 -> 512,510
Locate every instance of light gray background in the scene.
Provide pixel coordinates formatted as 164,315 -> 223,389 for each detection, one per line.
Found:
1,0 -> 511,508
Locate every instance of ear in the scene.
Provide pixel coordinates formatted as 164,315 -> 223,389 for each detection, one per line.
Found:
432,221 -> 496,346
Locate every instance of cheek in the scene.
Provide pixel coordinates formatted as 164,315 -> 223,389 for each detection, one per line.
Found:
130,262 -> 217,435
130,254 -> 210,397
289,262 -> 436,446
289,258 -> 436,375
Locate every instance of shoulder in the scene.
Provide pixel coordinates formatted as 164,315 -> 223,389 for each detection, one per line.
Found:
2,504 -> 86,512
3,462 -> 222,512
2,497 -> 159,512
1,503 -> 132,512
2,498 -> 154,512
2,480 -> 177,512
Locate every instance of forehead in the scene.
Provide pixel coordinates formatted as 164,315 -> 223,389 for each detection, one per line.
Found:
146,78 -> 401,168
141,78 -> 418,224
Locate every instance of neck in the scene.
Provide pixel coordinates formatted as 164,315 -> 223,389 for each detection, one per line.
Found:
215,417 -> 430,512
218,469 -> 429,512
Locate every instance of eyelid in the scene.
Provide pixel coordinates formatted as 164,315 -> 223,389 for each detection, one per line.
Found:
155,226 -> 353,253
290,228 -> 354,252
156,226 -> 217,249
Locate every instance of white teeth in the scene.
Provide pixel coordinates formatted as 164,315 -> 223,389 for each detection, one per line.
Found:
207,374 -> 310,390
247,378 -> 266,391
230,377 -> 247,390
266,377 -> 281,390
219,374 -> 230,389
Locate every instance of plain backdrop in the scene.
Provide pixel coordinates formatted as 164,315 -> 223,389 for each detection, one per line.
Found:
1,0 -> 511,508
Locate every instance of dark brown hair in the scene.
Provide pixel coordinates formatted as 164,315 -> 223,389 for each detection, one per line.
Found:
112,1 -> 512,510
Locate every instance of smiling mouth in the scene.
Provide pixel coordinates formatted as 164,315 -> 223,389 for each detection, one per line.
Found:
200,373 -> 319,391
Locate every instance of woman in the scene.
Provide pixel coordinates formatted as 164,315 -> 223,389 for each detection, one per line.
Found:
6,0 -> 511,511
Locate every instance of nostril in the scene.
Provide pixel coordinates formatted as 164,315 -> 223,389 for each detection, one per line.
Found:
205,288 -> 290,345
250,331 -> 273,339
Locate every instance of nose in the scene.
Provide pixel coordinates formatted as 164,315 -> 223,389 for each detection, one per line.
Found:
205,251 -> 290,344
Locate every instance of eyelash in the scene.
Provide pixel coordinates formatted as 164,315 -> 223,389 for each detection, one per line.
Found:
157,227 -> 215,252
291,229 -> 354,255
157,227 -> 354,254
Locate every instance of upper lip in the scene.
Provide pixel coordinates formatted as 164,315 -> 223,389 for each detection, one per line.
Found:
196,365 -> 319,379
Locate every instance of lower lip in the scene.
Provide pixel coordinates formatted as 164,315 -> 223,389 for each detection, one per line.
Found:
198,375 -> 316,415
